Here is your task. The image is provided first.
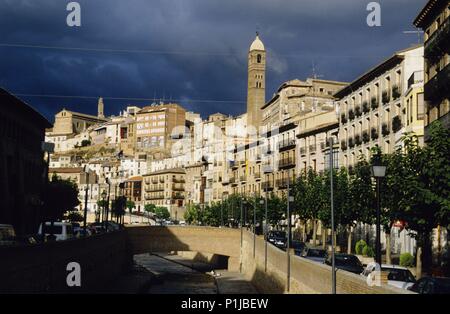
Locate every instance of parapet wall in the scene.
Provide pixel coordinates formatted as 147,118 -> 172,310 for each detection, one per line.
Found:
0,231 -> 131,293
240,230 -> 412,294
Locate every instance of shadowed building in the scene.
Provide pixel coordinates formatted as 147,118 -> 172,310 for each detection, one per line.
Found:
414,0 -> 450,138
0,88 -> 52,234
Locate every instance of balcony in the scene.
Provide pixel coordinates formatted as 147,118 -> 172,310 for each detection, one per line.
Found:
348,137 -> 355,148
278,139 -> 296,152
355,134 -> 362,146
382,123 -> 390,136
146,185 -> 164,192
173,178 -> 185,184
362,101 -> 370,114
159,177 -> 165,183
424,16 -> 450,62
341,113 -> 348,124
276,178 -> 294,189
256,154 -> 262,163
371,127 -> 379,140
392,85 -> 401,100
222,178 -> 230,186
278,157 -> 295,169
262,181 -> 274,191
348,109 -> 355,120
172,184 -> 184,191
424,63 -> 450,103
172,193 -> 185,200
371,97 -> 379,110
355,106 -> 362,117
392,116 -> 402,133
254,172 -> 261,180
151,179 -> 158,184
382,90 -> 390,104
240,175 -> 247,182
362,131 -> 370,143
230,161 -> 239,169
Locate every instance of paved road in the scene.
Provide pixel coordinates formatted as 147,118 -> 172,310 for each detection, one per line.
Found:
134,253 -> 258,294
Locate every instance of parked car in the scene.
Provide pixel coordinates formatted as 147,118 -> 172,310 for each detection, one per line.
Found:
179,220 -> 186,226
267,231 -> 286,248
301,247 -> 328,263
38,222 -> 74,241
325,253 -> 364,274
408,277 -> 450,294
291,241 -> 306,256
0,224 -> 17,246
362,264 -> 416,289
75,228 -> 92,237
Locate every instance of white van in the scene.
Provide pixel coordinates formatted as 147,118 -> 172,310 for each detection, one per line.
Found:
38,222 -> 74,241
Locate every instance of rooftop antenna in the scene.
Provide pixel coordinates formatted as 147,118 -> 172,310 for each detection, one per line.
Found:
403,28 -> 424,44
312,61 -> 324,80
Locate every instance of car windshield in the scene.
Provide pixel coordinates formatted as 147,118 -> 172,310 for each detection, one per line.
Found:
335,255 -> 362,267
269,231 -> 285,238
307,249 -> 326,258
383,268 -> 416,283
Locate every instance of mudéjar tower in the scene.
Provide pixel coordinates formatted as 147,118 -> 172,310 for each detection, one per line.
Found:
247,33 -> 266,130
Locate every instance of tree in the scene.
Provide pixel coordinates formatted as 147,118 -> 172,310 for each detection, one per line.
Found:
112,196 -> 126,224
42,175 -> 80,222
144,204 -> 156,224
184,204 -> 202,225
65,211 -> 84,223
154,206 -> 170,222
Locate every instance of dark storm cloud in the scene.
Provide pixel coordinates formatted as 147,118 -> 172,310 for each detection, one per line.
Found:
0,0 -> 427,122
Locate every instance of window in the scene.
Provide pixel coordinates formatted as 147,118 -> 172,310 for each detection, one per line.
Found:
257,54 -> 262,63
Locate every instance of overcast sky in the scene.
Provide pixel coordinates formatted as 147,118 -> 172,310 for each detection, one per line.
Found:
0,0 -> 427,122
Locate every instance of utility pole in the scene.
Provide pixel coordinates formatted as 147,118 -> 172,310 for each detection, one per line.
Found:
83,171 -> 89,237
329,137 -> 336,294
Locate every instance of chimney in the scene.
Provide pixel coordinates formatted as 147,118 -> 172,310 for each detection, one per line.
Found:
98,97 -> 105,119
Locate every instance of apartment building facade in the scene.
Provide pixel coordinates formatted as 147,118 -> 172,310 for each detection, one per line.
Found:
143,168 -> 186,220
335,45 -> 424,169
414,0 -> 450,138
135,103 -> 186,154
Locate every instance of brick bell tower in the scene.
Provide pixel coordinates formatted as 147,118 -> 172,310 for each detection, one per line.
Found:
246,32 -> 266,131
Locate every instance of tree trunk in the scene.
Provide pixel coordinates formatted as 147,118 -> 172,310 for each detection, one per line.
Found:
347,226 -> 352,254
322,228 -> 327,250
386,231 -> 391,265
416,246 -> 422,279
312,219 -> 317,246
302,221 -> 307,243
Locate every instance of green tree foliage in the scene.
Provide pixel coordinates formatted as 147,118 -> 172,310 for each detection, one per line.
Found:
42,175 -> 80,221
126,200 -> 136,212
400,252 -> 415,267
154,206 -> 170,220
65,211 -> 84,222
355,240 -> 367,255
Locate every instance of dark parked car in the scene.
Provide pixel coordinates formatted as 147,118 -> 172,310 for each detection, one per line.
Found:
325,253 -> 364,274
408,277 -> 450,294
301,247 -> 328,263
267,231 -> 287,249
291,241 -> 306,256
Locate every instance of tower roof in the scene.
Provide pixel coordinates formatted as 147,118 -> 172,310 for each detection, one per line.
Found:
249,34 -> 265,51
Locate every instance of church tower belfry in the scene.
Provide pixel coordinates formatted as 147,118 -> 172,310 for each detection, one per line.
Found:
98,97 -> 105,119
247,32 -> 266,130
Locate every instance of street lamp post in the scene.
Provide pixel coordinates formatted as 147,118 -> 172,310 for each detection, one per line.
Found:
83,170 -> 90,237
286,172 -> 294,292
101,189 -> 107,228
105,178 -> 111,232
329,137 -> 336,294
372,151 -> 386,266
